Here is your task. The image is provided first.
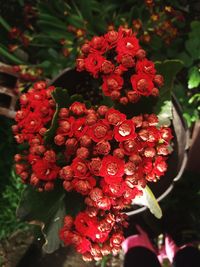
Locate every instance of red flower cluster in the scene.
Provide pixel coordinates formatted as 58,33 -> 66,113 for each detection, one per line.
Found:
76,27 -> 164,104
13,81 -> 60,191
13,81 -> 172,261
57,102 -> 172,260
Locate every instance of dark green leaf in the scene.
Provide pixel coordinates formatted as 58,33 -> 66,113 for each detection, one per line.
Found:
44,87 -> 70,144
16,184 -> 66,253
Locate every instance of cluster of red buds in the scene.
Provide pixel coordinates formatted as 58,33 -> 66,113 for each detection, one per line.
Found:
12,65 -> 42,82
8,27 -> 30,51
58,103 -> 172,260
76,27 -> 164,105
13,81 -> 172,260
13,81 -> 57,190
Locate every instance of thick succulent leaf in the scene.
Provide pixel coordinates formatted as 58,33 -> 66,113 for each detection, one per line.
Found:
132,185 -> 162,219
17,184 -> 85,253
16,184 -> 66,253
44,87 -> 70,144
154,60 -> 184,126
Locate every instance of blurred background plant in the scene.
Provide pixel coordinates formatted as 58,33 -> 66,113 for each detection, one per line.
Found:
0,0 -> 200,259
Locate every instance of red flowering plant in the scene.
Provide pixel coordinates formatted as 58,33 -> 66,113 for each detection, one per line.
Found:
14,27 -> 183,263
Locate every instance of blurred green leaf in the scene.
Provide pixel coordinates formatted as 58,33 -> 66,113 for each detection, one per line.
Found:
188,66 -> 200,89
154,60 -> 184,125
0,16 -> 11,31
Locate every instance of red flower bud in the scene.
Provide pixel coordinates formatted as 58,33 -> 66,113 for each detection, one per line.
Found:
151,87 -> 159,97
121,54 -> 135,68
90,188 -> 103,202
12,125 -> 19,134
97,105 -> 109,117
64,215 -> 74,229
129,154 -> 142,165
127,91 -> 140,103
153,74 -> 164,87
54,134 -> 65,146
81,43 -> 90,54
101,60 -> 114,74
85,114 -> 98,125
59,108 -> 69,118
33,81 -> 46,90
135,49 -> 146,59
70,102 -> 86,116
156,144 -> 169,155
138,129 -> 149,141
65,138 -> 78,154
80,135 -> 92,147
144,147 -> 156,158
95,141 -> 111,155
20,94 -> 28,105
76,58 -> 85,72
20,171 -> 28,181
119,96 -> 128,105
82,252 -> 93,262
96,197 -> 111,210
30,175 -> 39,186
59,120 -> 71,132
113,148 -> 125,159
89,157 -> 102,176
39,127 -> 47,136
63,180 -> 73,191
101,244 -> 112,256
124,161 -> 136,175
14,154 -> 23,162
44,150 -> 56,162
59,166 -> 73,180
76,147 -> 90,159
110,90 -> 121,100
44,182 -> 54,191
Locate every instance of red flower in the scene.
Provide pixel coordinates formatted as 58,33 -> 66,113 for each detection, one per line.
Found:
74,212 -> 99,241
71,158 -> 89,179
116,36 -> 140,56
102,74 -> 124,96
105,108 -> 126,125
136,59 -> 156,77
85,53 -> 105,77
153,156 -> 167,176
114,120 -> 136,142
72,176 -> 96,195
131,73 -> 154,96
72,117 -> 88,138
100,155 -> 125,180
57,116 -> 75,137
76,237 -> 91,254
32,158 -> 60,181
20,112 -> 43,134
88,120 -> 112,142
104,30 -> 120,47
90,36 -> 108,54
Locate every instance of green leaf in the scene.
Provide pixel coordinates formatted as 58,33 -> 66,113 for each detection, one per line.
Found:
44,87 -> 70,144
17,184 -> 66,253
133,185 -> 162,219
188,66 -> 200,89
0,16 -> 11,31
70,94 -> 84,103
154,60 -> 184,125
0,45 -> 24,64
